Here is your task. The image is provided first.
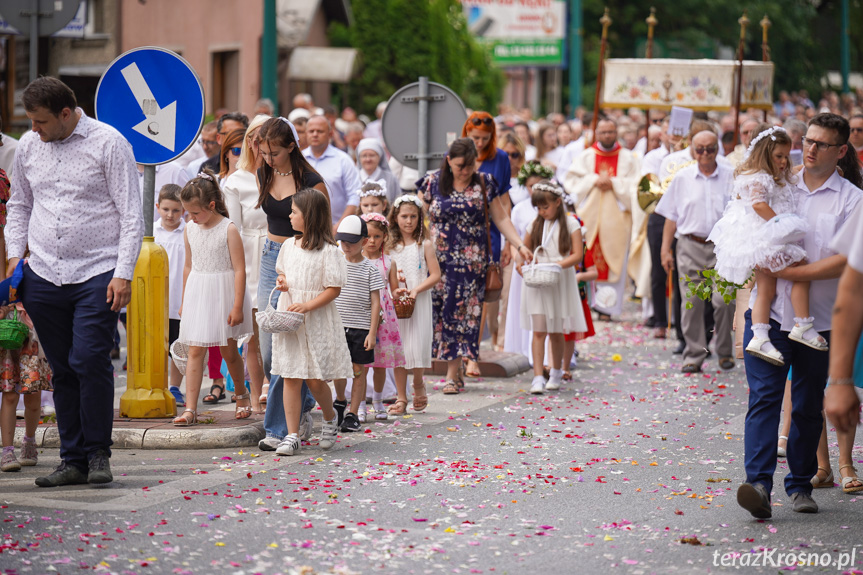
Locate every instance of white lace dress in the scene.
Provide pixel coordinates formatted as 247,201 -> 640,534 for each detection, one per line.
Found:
708,172 -> 808,285
271,238 -> 353,380
178,218 -> 253,347
389,241 -> 433,369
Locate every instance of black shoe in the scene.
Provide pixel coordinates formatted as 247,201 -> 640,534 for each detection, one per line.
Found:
719,357 -> 735,370
737,482 -> 772,519
644,317 -> 658,328
791,492 -> 818,513
706,349 -> 713,359
681,363 -> 702,374
110,347 -> 120,360
35,461 -> 88,488
341,412 -> 361,432
333,399 -> 347,427
87,450 -> 113,484
672,341 -> 685,355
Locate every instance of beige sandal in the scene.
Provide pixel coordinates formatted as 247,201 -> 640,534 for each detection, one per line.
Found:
259,382 -> 269,405
839,465 -> 863,493
412,383 -> 428,411
234,393 -> 253,420
172,409 -> 197,427
387,399 -> 408,416
811,466 -> 834,488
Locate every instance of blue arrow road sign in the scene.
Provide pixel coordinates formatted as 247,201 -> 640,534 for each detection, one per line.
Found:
96,47 -> 204,165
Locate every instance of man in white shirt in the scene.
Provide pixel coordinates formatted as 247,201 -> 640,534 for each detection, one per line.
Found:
657,131 -> 735,373
303,115 -> 362,229
737,113 -> 863,519
6,77 -> 143,488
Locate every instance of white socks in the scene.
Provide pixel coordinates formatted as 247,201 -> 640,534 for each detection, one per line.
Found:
752,324 -> 777,353
372,390 -> 384,413
549,368 -> 564,383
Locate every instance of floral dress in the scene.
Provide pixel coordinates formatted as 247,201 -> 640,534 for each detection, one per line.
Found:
368,254 -> 405,369
417,171 -> 500,361
0,304 -> 53,394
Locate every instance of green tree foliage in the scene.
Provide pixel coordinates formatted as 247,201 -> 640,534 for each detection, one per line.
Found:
578,0 -> 827,108
328,0 -> 504,116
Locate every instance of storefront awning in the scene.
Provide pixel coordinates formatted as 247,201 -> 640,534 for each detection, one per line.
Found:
287,46 -> 357,83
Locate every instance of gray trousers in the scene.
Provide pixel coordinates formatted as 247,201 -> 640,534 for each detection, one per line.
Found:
676,236 -> 735,365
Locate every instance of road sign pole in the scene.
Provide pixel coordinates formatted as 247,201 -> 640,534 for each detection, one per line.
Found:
29,0 -> 38,82
142,165 -> 155,236
417,77 -> 429,176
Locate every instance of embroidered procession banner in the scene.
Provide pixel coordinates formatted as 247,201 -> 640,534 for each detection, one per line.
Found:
601,58 -> 774,111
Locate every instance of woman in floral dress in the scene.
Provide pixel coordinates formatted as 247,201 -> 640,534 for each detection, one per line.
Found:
416,138 -> 532,394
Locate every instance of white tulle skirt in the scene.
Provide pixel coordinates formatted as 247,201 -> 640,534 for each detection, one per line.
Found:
709,204 -> 808,285
178,270 -> 253,347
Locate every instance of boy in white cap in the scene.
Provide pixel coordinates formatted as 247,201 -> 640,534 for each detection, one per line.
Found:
332,215 -> 385,431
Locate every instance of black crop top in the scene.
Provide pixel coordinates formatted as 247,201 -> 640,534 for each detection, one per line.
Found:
259,169 -> 325,237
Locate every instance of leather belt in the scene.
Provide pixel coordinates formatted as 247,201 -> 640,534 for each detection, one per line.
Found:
685,234 -> 712,244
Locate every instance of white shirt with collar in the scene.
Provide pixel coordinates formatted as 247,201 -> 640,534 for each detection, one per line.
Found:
751,169 -> 863,332
654,162 -> 734,238
303,143 -> 362,224
7,109 -> 144,285
153,218 -> 186,320
658,147 -> 730,182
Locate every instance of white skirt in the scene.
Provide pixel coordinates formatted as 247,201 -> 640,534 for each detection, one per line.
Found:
520,266 -> 587,334
397,290 -> 433,370
178,270 -> 253,347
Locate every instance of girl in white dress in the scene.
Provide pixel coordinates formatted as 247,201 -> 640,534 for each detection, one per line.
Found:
708,125 -> 827,366
517,180 -> 587,394
388,195 -> 441,415
271,188 -> 351,455
504,163 -> 554,361
174,171 -> 254,426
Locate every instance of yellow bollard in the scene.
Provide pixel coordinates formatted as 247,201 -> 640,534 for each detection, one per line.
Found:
119,237 -> 176,418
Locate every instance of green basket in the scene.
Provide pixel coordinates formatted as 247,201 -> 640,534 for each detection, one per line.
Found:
0,309 -> 29,350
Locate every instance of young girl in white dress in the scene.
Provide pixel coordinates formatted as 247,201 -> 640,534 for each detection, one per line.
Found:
271,188 -> 352,455
387,195 -> 441,414
708,125 -> 826,366
517,180 -> 587,394
173,171 -> 253,426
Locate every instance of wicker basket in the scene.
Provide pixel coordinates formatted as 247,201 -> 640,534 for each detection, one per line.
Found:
256,287 -> 304,334
170,341 -> 209,376
523,247 -> 561,288
394,293 -> 415,319
0,309 -> 28,350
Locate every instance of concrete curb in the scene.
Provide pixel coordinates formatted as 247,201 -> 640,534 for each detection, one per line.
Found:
14,420 -> 265,450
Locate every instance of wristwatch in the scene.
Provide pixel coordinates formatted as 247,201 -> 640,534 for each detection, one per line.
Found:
827,377 -> 855,386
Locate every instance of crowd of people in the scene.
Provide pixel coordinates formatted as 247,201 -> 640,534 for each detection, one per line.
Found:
0,76 -> 861,524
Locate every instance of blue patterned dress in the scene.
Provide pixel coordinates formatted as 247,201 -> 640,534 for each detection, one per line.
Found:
417,171 -> 500,361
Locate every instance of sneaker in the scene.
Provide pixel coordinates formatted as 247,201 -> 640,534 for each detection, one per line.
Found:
87,450 -> 113,484
546,372 -> 563,391
791,492 -> 818,513
19,439 -> 38,466
299,410 -> 314,441
341,412 -> 361,432
169,386 -> 186,407
1,450 -> 21,472
529,376 -> 546,395
258,436 -> 281,451
319,418 -> 338,450
275,434 -> 301,456
35,461 -> 88,487
737,482 -> 772,519
333,399 -> 347,427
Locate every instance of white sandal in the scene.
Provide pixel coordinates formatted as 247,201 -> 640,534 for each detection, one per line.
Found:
777,435 -> 788,458
745,338 -> 785,366
172,409 -> 197,427
839,465 -> 863,494
788,323 -> 829,351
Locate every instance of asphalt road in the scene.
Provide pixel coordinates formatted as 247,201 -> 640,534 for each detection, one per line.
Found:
2,304 -> 862,575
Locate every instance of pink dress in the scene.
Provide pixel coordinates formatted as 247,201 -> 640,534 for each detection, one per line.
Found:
368,255 -> 405,369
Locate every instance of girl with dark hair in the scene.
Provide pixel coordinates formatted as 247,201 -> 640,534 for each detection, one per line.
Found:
173,170 -> 253,426
255,117 -> 330,451
269,188 -> 348,456
417,138 -> 532,394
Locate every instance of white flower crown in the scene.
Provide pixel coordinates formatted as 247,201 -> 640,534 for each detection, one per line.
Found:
745,126 -> 786,160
